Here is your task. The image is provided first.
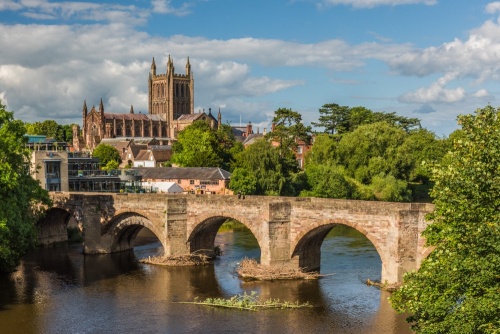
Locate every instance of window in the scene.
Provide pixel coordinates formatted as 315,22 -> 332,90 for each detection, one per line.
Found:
297,146 -> 303,154
189,180 -> 194,185
297,158 -> 303,169
200,180 -> 219,185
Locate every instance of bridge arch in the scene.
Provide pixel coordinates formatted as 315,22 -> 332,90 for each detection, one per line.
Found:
37,207 -> 78,245
107,212 -> 165,253
291,220 -> 388,278
188,215 -> 262,258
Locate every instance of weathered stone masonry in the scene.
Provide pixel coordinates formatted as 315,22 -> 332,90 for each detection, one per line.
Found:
44,192 -> 434,284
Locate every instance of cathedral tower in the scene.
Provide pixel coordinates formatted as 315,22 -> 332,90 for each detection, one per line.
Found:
148,55 -> 194,137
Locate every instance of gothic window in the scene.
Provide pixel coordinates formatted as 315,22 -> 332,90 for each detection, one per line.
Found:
126,125 -> 132,137
181,84 -> 184,98
116,125 -> 122,137
144,124 -> 150,137
157,84 -> 160,99
134,124 -> 141,136
152,125 -> 158,137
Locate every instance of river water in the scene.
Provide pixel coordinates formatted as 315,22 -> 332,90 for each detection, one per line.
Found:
0,224 -> 412,334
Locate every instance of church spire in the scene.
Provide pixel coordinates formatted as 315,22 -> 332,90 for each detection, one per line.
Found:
217,108 -> 222,130
186,56 -> 191,75
130,105 -> 134,114
82,100 -> 88,118
99,98 -> 104,113
151,57 -> 156,75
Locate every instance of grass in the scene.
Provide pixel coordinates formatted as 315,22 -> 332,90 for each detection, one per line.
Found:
177,291 -> 312,311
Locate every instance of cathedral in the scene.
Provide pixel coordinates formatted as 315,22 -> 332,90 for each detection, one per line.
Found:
73,56 -> 219,151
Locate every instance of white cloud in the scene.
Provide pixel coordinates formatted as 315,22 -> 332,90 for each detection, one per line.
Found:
0,0 -> 23,11
399,84 -> 465,104
389,19 -> 500,82
485,2 -> 500,14
151,0 -> 192,16
472,89 -> 489,98
317,0 -> 437,9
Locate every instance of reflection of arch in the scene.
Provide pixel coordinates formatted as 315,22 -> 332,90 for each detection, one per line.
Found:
107,212 -> 165,253
187,216 -> 261,257
292,222 -> 386,274
37,208 -> 73,245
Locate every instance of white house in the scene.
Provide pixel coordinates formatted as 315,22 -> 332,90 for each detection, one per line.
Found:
146,181 -> 184,193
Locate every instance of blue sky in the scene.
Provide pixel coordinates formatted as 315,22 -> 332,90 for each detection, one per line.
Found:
1,0 -> 499,136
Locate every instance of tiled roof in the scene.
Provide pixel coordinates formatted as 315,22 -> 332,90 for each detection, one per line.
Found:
242,133 -> 264,146
136,167 -> 231,180
151,148 -> 171,162
134,149 -> 151,161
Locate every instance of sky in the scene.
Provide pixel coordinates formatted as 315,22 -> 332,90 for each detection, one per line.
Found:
1,0 -> 500,136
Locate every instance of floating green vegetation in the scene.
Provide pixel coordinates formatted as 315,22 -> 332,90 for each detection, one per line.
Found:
178,291 -> 312,311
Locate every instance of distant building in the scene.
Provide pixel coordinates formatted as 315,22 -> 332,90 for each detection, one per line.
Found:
73,56 -> 220,152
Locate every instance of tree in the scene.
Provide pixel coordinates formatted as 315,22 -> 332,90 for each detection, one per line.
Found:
215,123 -> 243,171
25,120 -> 75,142
335,121 -> 407,183
266,108 -> 312,158
228,168 -> 257,195
312,103 -> 350,134
391,105 -> 500,333
171,121 -> 222,167
0,102 -> 51,272
102,160 -> 119,171
231,139 -> 299,196
92,144 -> 122,166
300,164 -> 354,199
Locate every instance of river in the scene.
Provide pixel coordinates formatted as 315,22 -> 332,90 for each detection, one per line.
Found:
0,224 -> 412,334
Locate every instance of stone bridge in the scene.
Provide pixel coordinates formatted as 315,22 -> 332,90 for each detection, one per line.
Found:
41,192 -> 434,284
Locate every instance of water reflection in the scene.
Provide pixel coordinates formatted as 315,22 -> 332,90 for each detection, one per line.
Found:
0,223 -> 412,333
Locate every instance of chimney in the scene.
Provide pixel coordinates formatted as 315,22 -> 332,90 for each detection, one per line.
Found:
246,121 -> 253,137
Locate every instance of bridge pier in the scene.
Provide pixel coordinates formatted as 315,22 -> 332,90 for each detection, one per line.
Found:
164,198 -> 189,256
261,202 -> 292,267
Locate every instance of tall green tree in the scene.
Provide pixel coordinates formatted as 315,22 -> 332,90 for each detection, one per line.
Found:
312,103 -> 350,134
0,102 -> 51,272
391,105 -> 500,333
92,143 -> 122,166
266,108 -> 312,158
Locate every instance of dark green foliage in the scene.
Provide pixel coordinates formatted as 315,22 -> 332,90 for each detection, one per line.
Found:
230,139 -> 299,196
313,103 -> 421,134
0,102 -> 51,272
305,117 -> 445,201
391,105 -> 500,333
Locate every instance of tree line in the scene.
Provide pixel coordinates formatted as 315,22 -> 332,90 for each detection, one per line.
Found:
172,104 -> 449,202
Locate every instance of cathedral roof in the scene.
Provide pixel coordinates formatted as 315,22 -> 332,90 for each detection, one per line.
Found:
103,113 -> 165,122
176,112 -> 216,123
